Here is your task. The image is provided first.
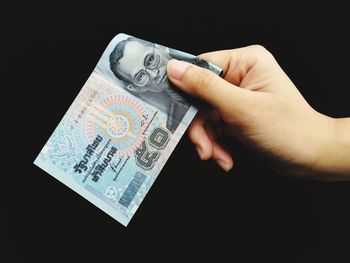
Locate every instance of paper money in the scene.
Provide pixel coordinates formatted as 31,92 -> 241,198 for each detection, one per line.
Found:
34,33 -> 223,226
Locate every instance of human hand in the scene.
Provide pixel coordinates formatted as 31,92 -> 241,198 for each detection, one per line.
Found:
167,45 -> 350,179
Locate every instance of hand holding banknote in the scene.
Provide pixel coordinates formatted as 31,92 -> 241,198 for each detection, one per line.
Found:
167,45 -> 350,180
34,35 -> 349,226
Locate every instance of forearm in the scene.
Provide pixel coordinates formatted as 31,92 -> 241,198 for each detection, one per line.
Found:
314,117 -> 350,180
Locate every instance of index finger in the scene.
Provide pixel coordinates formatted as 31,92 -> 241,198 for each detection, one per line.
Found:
199,45 -> 274,86
199,50 -> 233,75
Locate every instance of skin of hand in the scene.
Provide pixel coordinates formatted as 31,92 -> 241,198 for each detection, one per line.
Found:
166,45 -> 350,180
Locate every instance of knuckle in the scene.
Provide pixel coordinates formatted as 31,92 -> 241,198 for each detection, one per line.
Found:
250,44 -> 267,52
248,44 -> 275,63
250,44 -> 272,56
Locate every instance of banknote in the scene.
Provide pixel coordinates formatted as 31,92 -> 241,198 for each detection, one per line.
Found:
34,33 -> 223,226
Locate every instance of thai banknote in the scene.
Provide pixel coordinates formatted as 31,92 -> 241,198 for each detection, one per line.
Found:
34,33 -> 223,226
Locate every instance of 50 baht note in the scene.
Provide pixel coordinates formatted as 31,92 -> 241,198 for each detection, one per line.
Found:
34,33 -> 223,226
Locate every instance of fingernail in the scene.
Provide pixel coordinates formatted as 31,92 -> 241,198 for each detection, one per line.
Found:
167,59 -> 189,80
196,144 -> 204,160
216,159 -> 231,172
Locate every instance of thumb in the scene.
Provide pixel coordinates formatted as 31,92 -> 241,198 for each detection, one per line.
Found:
167,59 -> 248,114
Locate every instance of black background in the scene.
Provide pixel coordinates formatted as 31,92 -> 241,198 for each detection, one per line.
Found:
3,1 -> 350,262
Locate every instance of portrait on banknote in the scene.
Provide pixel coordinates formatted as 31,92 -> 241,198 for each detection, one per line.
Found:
109,36 -> 212,133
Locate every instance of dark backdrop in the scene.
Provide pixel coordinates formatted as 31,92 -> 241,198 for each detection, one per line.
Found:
3,1 -> 350,262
